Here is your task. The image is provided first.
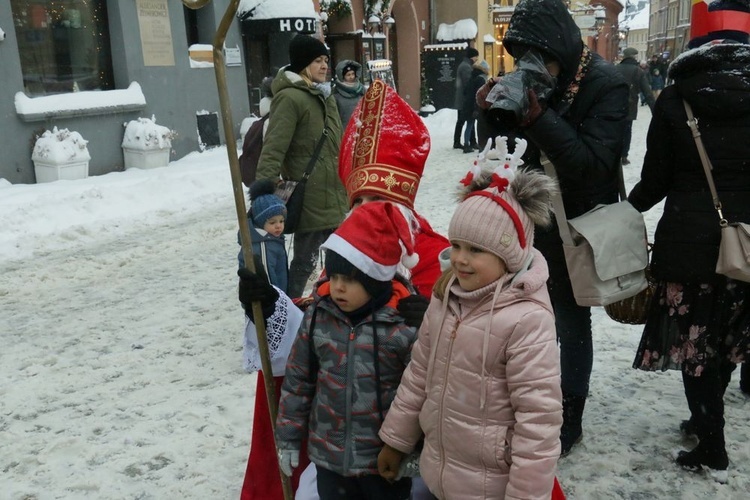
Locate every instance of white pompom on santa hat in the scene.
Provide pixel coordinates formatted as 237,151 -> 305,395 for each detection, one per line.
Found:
321,202 -> 419,282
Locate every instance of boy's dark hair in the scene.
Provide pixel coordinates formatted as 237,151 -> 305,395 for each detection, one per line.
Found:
324,250 -> 391,299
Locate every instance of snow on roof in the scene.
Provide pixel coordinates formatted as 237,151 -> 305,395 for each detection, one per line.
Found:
436,19 -> 478,42
622,7 -> 650,31
423,42 -> 468,51
238,0 -> 317,19
15,82 -> 147,122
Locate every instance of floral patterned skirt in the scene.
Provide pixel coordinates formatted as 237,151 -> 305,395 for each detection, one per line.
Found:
633,279 -> 750,376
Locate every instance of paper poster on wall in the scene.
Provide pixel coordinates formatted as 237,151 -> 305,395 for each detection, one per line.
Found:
136,0 -> 175,67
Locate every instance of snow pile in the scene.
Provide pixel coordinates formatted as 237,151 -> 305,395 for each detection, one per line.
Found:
436,19 -> 478,42
15,82 -> 146,117
122,116 -> 176,151
238,0 -> 317,19
31,127 -> 91,164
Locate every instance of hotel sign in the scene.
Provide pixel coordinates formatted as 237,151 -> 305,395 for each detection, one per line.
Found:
240,17 -> 317,35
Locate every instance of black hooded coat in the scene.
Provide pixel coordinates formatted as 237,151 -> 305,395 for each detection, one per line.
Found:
496,0 -> 629,289
628,42 -> 750,284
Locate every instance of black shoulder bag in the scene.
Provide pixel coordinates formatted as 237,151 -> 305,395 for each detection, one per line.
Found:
274,129 -> 328,234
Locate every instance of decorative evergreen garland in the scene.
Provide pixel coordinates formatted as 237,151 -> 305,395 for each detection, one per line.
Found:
320,0 -> 353,19
365,0 -> 392,17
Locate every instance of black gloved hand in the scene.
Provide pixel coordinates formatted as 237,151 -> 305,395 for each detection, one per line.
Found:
397,294 -> 430,329
238,256 -> 279,322
520,89 -> 545,127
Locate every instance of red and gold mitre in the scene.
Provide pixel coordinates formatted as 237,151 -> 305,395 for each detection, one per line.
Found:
338,79 -> 431,210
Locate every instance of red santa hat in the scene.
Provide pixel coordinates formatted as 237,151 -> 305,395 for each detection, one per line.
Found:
338,79 -> 431,210
321,202 -> 419,281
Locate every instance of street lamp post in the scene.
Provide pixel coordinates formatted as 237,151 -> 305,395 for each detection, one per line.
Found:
364,13 -> 395,61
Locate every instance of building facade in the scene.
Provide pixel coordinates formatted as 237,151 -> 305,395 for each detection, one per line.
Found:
2,0 -> 647,185
648,0 -> 691,63
321,0 -> 430,110
1,0 -> 251,185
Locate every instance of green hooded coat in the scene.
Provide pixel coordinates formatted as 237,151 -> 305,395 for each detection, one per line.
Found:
257,69 -> 347,234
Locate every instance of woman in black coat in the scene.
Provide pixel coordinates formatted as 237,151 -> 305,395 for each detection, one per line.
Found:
628,17 -> 750,479
475,0 -> 628,456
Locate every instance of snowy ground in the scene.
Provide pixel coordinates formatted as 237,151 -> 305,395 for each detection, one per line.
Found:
2,105 -> 749,499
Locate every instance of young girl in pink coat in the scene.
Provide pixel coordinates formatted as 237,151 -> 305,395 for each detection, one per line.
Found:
377,138 -> 563,499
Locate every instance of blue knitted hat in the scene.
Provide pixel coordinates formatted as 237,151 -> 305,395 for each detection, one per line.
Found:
249,180 -> 287,228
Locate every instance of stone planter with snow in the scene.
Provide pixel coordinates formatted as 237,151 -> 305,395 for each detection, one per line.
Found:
122,116 -> 175,170
418,104 -> 436,118
31,127 -> 91,183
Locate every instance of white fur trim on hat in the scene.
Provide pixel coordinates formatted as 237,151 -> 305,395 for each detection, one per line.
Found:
321,233 -> 398,281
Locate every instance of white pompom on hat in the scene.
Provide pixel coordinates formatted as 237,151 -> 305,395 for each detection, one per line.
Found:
321,202 -> 419,281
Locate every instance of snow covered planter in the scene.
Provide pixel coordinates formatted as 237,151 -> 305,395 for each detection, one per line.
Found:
121,116 -> 176,170
418,104 -> 436,118
31,127 -> 91,183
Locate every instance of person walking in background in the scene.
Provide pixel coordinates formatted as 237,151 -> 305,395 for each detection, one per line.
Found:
453,47 -> 479,150
638,61 -> 650,105
475,0 -> 628,457
377,141 -> 563,499
650,68 -> 665,100
648,54 -> 667,81
628,0 -> 750,482
332,60 -> 365,128
256,35 -> 348,299
460,60 -> 490,153
275,202 -> 419,500
616,47 -> 655,165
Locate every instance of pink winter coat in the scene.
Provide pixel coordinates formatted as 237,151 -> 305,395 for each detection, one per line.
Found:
379,249 -> 562,499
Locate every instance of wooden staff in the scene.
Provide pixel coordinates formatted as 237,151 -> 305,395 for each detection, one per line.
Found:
182,1 -> 294,498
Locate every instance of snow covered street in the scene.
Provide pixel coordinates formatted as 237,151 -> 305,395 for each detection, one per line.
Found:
2,107 -> 749,499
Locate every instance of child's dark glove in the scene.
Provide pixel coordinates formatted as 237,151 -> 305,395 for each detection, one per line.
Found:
238,260 -> 279,321
397,294 -> 430,328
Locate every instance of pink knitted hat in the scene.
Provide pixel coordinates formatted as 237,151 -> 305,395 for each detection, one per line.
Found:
449,137 -> 556,272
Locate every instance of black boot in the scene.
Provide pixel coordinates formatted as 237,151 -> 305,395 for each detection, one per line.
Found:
740,363 -> 750,395
463,144 -> 475,154
676,438 -> 729,483
676,438 -> 729,471
560,393 -> 586,457
677,364 -> 730,482
453,122 -> 463,149
679,418 -> 698,440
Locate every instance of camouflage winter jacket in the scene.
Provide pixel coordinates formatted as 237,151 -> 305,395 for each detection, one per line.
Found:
275,280 -> 416,476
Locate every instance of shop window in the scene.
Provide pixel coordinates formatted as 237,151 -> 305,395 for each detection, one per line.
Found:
11,0 -> 114,96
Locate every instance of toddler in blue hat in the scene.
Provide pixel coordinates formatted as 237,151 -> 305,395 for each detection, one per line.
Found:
238,179 -> 288,292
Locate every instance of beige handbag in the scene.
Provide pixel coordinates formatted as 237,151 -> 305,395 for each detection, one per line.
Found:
684,100 -> 750,283
542,154 -> 649,307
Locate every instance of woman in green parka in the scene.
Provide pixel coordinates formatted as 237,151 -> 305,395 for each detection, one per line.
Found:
256,35 -> 348,298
